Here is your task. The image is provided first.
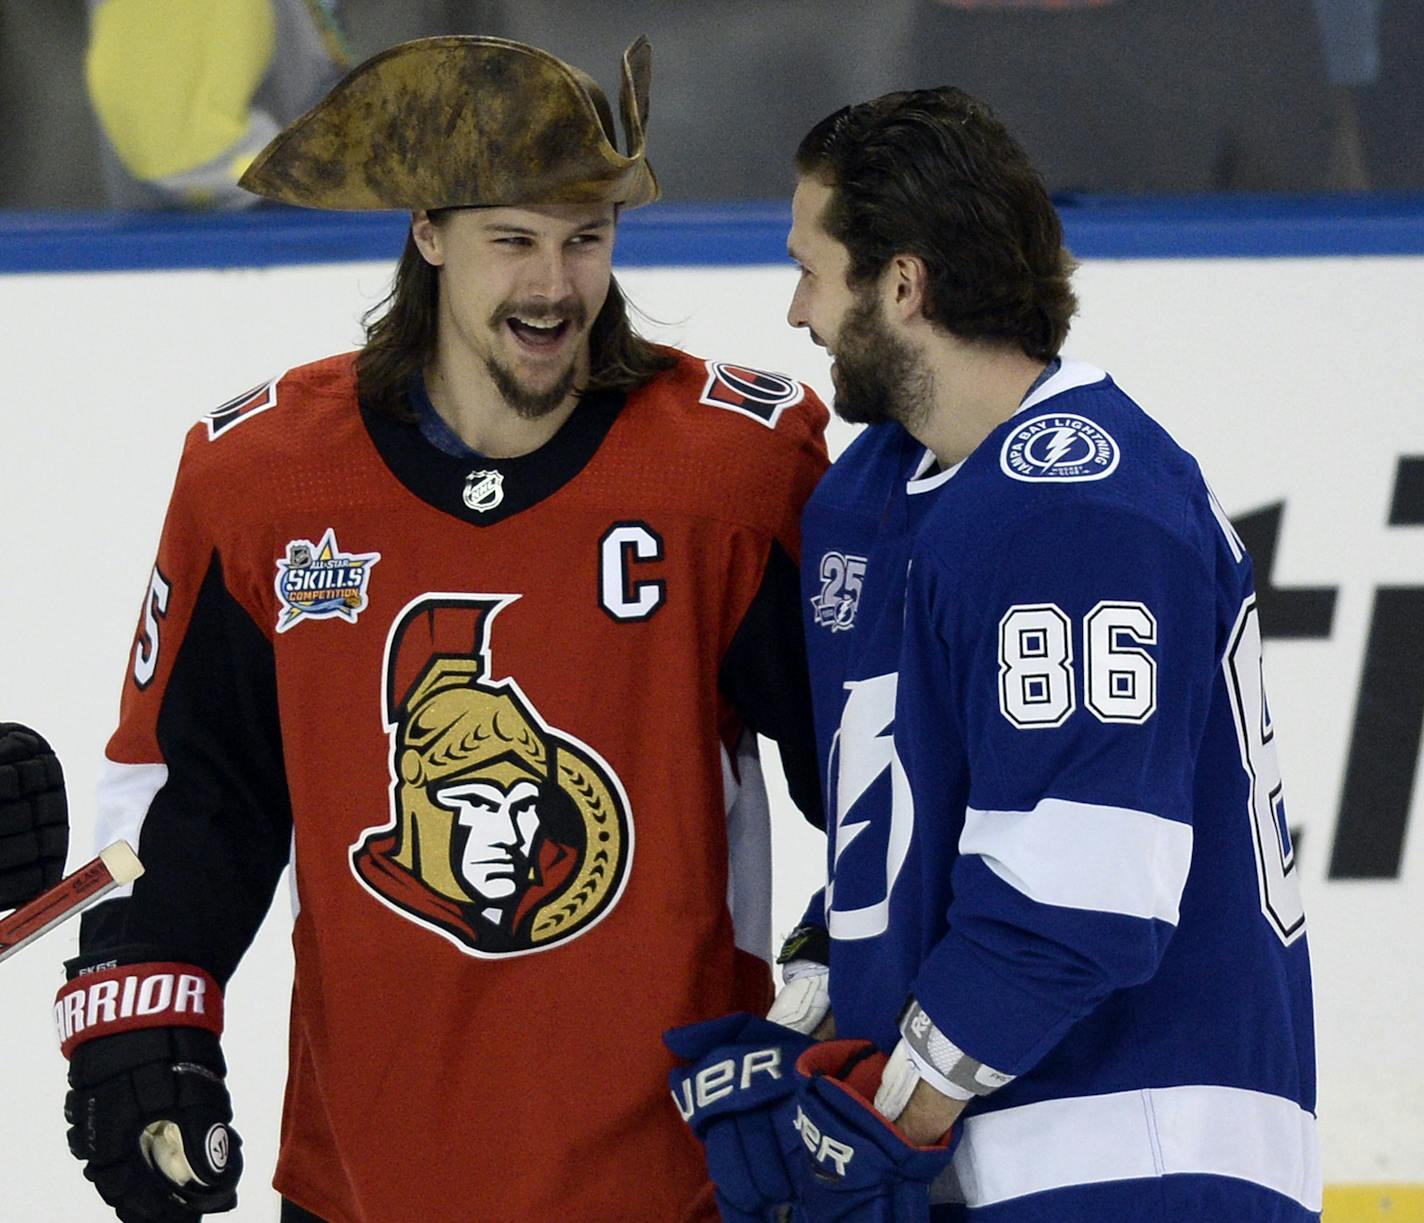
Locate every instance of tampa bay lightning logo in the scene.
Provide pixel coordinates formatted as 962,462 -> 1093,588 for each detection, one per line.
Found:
1000,413 -> 1120,483
825,673 -> 914,942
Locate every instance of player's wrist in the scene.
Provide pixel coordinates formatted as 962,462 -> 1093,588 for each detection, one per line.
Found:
767,961 -> 831,1035
896,1076 -> 968,1147
893,997 -> 1014,1104
56,957 -> 224,1059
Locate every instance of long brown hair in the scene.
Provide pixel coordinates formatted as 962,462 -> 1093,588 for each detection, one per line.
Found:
796,88 -> 1077,362
355,217 -> 674,419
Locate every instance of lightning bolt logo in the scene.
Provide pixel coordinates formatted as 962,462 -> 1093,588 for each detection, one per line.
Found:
831,678 -> 896,868
1037,426 -> 1081,471
1000,412 -> 1120,484
826,673 -> 916,941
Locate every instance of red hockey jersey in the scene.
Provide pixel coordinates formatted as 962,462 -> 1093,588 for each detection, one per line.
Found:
83,349 -> 828,1221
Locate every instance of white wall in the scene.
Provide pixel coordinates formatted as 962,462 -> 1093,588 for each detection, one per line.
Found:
2,251 -> 1421,1219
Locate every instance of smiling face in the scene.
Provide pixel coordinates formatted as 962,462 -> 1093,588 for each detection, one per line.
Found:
787,175 -> 929,428
786,176 -> 858,367
413,203 -> 616,418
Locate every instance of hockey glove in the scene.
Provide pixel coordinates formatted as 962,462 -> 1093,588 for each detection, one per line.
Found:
665,1012 -> 816,1222
787,1041 -> 958,1223
57,957 -> 242,1222
768,923 -> 832,1037
0,722 -> 69,908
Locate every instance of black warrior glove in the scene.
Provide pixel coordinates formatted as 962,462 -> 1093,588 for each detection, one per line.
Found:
57,958 -> 243,1222
0,722 -> 69,907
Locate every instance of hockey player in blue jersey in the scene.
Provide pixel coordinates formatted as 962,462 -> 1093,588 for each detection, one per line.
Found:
666,86 -> 1320,1222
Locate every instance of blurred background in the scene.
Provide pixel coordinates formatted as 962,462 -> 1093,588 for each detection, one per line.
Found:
1,0 -> 1419,211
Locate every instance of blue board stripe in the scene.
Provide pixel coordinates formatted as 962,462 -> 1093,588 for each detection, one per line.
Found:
2,196 -> 1423,273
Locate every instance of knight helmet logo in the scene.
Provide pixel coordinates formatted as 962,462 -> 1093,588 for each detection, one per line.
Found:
351,595 -> 633,957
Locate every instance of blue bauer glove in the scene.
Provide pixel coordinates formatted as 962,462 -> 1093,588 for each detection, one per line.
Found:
666,1012 -> 817,1222
787,1040 -> 958,1222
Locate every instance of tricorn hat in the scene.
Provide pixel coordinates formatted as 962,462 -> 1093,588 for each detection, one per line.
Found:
238,35 -> 658,211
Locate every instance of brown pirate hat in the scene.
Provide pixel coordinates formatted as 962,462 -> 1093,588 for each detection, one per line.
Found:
239,35 -> 658,211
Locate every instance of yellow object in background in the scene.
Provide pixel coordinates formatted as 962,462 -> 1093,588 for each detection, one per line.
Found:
86,0 -> 275,182
1326,1186 -> 1424,1221
83,0 -> 346,208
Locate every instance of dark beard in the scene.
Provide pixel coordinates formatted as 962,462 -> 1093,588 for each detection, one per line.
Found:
483,353 -> 579,419
832,291 -> 933,430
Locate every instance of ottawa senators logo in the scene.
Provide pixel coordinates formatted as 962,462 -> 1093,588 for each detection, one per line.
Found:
204,377 -> 278,439
350,595 -> 633,957
698,360 -> 805,427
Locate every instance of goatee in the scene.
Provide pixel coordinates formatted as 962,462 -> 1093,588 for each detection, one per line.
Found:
485,295 -> 588,419
484,355 -> 579,419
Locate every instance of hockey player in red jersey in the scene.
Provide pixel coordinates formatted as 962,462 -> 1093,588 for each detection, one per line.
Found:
55,36 -> 828,1223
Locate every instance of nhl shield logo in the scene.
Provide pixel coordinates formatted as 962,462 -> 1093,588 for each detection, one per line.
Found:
463,469 -> 505,513
351,595 -> 634,958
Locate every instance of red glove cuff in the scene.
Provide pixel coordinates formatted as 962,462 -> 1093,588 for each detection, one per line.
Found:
797,1040 -> 956,1152
54,962 -> 224,1059
797,1039 -> 886,1104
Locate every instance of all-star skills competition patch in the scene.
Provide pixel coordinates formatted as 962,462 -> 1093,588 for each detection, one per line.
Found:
274,528 -> 381,633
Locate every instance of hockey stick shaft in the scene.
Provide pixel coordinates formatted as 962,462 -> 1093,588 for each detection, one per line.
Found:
0,841 -> 144,963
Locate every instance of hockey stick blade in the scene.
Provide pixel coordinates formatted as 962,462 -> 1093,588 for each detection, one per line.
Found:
0,841 -> 144,963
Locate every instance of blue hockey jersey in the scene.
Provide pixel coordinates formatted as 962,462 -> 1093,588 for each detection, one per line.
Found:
802,361 -> 1320,1219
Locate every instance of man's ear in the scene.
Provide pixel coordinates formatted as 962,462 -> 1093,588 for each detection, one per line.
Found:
885,253 -> 929,322
410,210 -> 445,267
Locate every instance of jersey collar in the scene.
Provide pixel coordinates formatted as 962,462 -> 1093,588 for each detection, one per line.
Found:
902,359 -> 1109,495
360,381 -> 626,527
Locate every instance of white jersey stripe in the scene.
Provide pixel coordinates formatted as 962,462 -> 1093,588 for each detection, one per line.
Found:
951,1084 -> 1321,1211
93,757 -> 169,903
961,797 -> 1193,923
722,730 -> 773,965
288,829 -> 300,921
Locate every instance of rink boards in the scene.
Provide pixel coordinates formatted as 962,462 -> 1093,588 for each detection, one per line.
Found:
1,200 -> 1422,1221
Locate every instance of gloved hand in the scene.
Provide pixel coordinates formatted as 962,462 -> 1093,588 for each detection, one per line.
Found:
665,1012 -> 816,1222
768,923 -> 832,1037
767,961 -> 832,1037
58,959 -> 242,1221
0,722 -> 69,907
787,1041 -> 957,1223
